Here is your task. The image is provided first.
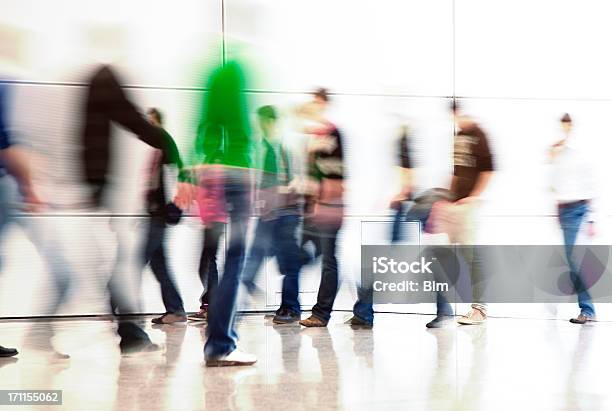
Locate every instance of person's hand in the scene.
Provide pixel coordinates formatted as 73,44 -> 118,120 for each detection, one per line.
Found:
424,200 -> 452,234
456,196 -> 477,205
287,178 -> 302,193
174,182 -> 196,210
587,222 -> 597,238
20,186 -> 44,213
389,192 -> 409,210
307,136 -> 335,153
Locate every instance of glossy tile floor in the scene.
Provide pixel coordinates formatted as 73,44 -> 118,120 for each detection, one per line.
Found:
0,312 -> 610,410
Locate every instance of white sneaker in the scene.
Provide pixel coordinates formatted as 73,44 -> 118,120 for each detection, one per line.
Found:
457,307 -> 487,325
206,349 -> 257,367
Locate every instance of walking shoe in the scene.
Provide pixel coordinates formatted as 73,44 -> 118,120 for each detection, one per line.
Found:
346,315 -> 373,329
188,309 -> 208,322
206,349 -> 257,367
570,314 -> 596,324
426,315 -> 454,328
273,308 -> 300,324
299,315 -> 328,327
120,339 -> 161,354
457,307 -> 487,325
0,346 -> 18,358
151,313 -> 187,324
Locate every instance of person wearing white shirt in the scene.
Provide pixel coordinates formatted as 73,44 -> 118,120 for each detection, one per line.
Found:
549,113 -> 596,324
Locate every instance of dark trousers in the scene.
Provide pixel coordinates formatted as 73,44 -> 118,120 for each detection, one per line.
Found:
309,223 -> 342,322
204,170 -> 251,359
144,217 -> 185,315
242,214 -> 302,313
198,222 -> 224,309
300,218 -> 322,265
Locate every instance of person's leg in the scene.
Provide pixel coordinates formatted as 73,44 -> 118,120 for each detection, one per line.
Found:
391,202 -> 406,243
99,218 -> 157,352
273,214 -> 302,318
351,286 -> 374,326
350,202 -> 429,326
204,170 -> 253,362
422,247 -> 457,327
300,218 -> 322,266
0,176 -> 10,272
412,201 -> 457,326
560,204 -> 595,320
146,219 -> 186,320
109,220 -> 145,317
241,218 -> 272,295
198,222 -> 223,308
430,245 -> 458,316
190,223 -> 223,322
0,179 -> 17,356
304,225 -> 341,325
445,202 -> 487,325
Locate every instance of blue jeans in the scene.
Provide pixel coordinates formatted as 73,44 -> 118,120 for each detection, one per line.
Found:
242,214 -> 302,314
198,222 -> 223,308
559,201 -> 595,317
353,285 -> 374,324
204,169 -> 251,359
144,217 -> 185,315
0,177 -> 9,271
353,202 -> 431,323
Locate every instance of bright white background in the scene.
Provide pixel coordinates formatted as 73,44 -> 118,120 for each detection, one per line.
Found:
1,0 -> 612,320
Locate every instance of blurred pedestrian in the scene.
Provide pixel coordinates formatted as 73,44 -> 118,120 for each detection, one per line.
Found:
241,105 -> 303,324
550,113 -> 597,324
298,89 -> 346,328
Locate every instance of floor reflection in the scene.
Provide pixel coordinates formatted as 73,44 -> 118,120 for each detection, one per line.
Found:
0,314 -> 612,410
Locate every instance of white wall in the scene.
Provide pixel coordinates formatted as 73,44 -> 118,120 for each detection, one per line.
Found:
1,0 -> 612,319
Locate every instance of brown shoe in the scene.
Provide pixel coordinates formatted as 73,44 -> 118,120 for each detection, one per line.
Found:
152,313 -> 187,324
188,309 -> 208,322
299,315 -> 328,327
570,314 -> 596,324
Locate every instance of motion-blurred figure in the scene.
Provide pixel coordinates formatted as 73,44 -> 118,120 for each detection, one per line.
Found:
389,124 -> 415,241
187,171 -> 226,323
549,113 -> 596,324
141,108 -> 186,325
240,105 -> 303,324
0,25 -> 41,358
82,65 -> 181,353
426,100 -> 494,328
298,89 -> 346,328
0,81 -> 41,358
348,124 -> 415,328
178,60 -> 256,366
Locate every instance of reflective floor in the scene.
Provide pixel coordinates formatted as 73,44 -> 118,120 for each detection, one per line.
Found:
0,312 -> 610,410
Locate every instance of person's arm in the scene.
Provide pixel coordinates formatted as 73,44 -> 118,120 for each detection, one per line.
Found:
390,130 -> 413,209
455,131 -> 494,203
157,129 -> 183,169
390,167 -> 413,209
465,170 -> 493,199
99,66 -> 170,153
1,146 -> 42,210
582,149 -> 599,235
